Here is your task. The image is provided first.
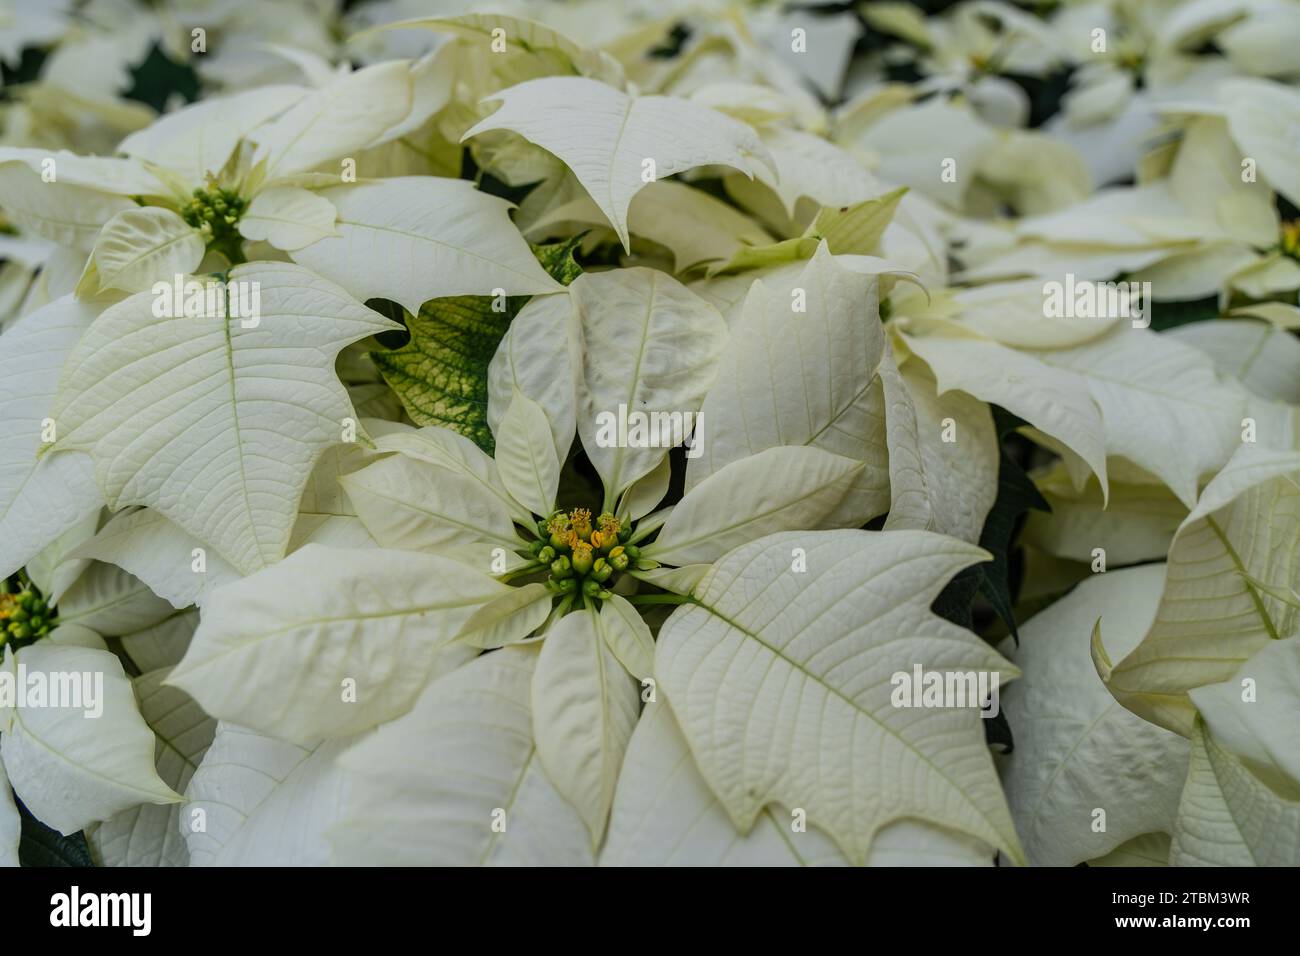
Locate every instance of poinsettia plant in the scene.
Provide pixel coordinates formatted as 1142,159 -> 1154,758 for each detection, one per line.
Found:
0,0 -> 1297,869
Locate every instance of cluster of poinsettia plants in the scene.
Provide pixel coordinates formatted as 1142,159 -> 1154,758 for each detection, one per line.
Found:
0,0 -> 1297,868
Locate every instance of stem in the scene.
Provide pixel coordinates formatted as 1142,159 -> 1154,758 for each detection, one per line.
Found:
541,594 -> 575,632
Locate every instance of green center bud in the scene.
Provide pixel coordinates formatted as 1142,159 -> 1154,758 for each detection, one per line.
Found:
181,176 -> 248,258
0,573 -> 55,647
538,506 -> 633,602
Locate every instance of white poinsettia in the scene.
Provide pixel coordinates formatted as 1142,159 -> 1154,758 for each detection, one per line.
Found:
0,564 -> 183,865
896,286 -> 1249,509
861,0 -> 1063,127
1098,443 -> 1300,737
168,245 -> 1021,864
3,0 -> 1298,874
999,565 -> 1189,866
42,262 -> 400,576
0,52 -> 471,301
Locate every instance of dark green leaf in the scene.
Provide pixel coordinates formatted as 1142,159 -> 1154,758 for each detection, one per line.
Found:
370,238 -> 584,453
17,800 -> 94,867
531,235 -> 585,287
932,406 -> 1050,643
976,437 -> 1048,642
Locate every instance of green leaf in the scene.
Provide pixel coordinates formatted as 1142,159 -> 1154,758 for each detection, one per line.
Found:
532,235 -> 584,287
810,187 -> 908,255
371,237 -> 583,453
18,800 -> 94,867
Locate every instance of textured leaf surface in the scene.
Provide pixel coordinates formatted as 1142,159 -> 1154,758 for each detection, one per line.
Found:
1,643 -> 179,835
331,646 -> 593,865
90,668 -> 216,867
571,268 -> 728,498
1000,566 -> 1189,866
169,545 -> 506,741
1104,446 -> 1300,736
0,296 -> 103,580
465,76 -> 772,250
49,262 -> 398,574
184,724 -> 352,866
1170,723 -> 1300,866
293,178 -> 561,314
684,245 -> 890,512
531,608 -> 639,847
656,529 -> 1022,864
600,700 -> 994,866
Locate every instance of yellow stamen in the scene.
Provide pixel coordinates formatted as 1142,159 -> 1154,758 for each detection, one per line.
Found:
570,507 -> 592,540
1282,221 -> 1300,257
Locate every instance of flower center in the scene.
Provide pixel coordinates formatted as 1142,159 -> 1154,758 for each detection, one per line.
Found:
182,176 -> 248,258
0,572 -> 54,648
531,508 -> 639,601
1280,221 -> 1300,260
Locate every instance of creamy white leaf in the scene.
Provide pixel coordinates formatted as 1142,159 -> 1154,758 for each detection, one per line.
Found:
292,178 -> 561,314
999,566 -> 1189,866
49,262 -> 399,574
169,545 -> 507,742
90,668 -> 216,867
0,296 -> 103,580
331,646 -> 593,865
571,268 -> 728,499
649,445 -> 870,566
86,207 -> 206,295
184,723 -> 353,866
238,185 -> 338,252
657,529 -> 1022,864
532,608 -> 640,847
0,643 -> 179,835
465,76 -> 773,250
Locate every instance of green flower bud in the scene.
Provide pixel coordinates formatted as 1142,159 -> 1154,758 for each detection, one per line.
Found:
571,544 -> 594,576
582,578 -> 602,598
553,577 -> 577,595
608,547 -> 630,572
538,545 -> 556,563
591,558 -> 612,583
551,556 -> 572,578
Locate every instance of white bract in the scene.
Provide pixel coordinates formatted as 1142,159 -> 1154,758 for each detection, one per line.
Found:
1,0 -> 1297,871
